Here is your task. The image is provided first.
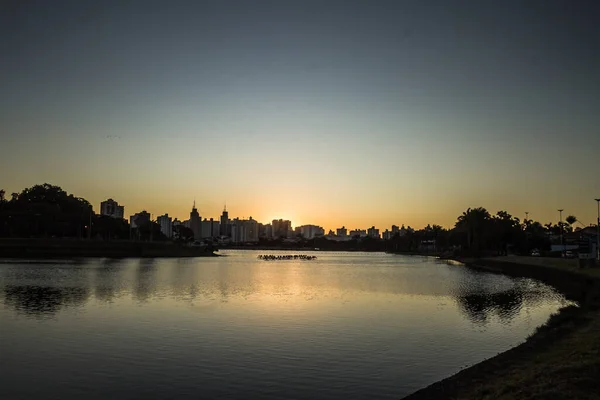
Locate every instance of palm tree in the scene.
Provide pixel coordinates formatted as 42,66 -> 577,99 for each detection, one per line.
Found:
455,207 -> 491,252
491,211 -> 521,255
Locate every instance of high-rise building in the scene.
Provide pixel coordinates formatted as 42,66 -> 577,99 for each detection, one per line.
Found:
272,219 -> 292,238
349,229 -> 367,238
200,218 -> 220,239
298,224 -> 325,239
129,211 -> 151,241
189,201 -> 201,240
130,211 -> 150,228
100,199 -> 124,219
367,226 -> 380,239
230,217 -> 259,243
259,223 -> 273,239
211,218 -> 220,237
336,226 -> 348,236
220,204 -> 229,236
246,217 -> 258,242
382,229 -> 392,240
157,214 -> 173,239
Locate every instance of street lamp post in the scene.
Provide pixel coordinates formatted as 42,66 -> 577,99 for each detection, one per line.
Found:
524,211 -> 530,251
558,209 -> 564,257
595,199 -> 600,261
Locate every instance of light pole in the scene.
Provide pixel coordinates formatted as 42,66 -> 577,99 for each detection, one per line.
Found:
595,199 -> 600,261
524,211 -> 530,251
558,209 -> 564,256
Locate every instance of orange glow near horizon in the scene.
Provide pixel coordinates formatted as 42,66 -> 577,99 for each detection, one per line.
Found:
3,179 -> 596,232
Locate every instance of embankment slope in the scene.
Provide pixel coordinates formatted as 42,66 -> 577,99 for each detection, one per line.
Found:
403,256 -> 600,400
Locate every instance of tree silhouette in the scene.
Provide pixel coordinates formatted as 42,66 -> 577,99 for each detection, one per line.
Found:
455,207 -> 491,253
0,183 -> 100,238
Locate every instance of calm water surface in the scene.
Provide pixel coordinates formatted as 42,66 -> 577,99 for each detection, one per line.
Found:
0,251 -> 570,399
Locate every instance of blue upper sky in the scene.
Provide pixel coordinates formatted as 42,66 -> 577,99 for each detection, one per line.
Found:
1,0 -> 599,229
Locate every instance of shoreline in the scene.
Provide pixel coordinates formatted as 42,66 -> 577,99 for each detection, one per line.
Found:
0,238 -> 218,258
402,256 -> 600,399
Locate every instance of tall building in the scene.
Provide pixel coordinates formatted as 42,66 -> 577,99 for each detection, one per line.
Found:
200,218 -> 221,239
157,214 -> 173,239
100,199 -> 124,219
259,223 -> 273,239
220,204 -> 229,236
336,226 -> 348,236
211,218 -> 220,237
382,229 -> 392,240
272,219 -> 292,238
246,217 -> 259,242
349,229 -> 367,238
129,211 -> 151,240
130,211 -> 150,228
230,217 -> 259,243
367,226 -> 380,239
298,224 -> 325,239
189,201 -> 201,240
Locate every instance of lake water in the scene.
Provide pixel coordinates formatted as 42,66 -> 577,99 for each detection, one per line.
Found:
0,251 -> 570,399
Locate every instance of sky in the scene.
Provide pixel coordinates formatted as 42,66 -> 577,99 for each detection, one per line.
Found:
1,0 -> 599,231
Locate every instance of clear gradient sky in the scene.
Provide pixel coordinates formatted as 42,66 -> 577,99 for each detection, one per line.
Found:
1,0 -> 599,231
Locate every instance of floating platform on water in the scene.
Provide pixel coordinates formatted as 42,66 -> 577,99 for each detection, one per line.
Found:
258,254 -> 317,261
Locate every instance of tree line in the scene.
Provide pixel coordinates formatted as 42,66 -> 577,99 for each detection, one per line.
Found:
0,184 -> 168,241
0,184 -> 582,256
387,207 -> 579,256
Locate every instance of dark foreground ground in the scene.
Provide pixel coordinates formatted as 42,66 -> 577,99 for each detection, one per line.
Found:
403,256 -> 600,400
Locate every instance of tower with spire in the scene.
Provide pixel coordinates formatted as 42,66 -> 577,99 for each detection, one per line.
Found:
220,202 -> 230,237
190,200 -> 201,240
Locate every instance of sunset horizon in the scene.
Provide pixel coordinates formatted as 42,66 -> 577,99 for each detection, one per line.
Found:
1,2 -> 600,398
2,1 -> 598,232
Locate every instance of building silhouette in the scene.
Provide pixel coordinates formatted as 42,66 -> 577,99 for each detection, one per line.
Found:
157,214 -> 173,239
230,217 -> 259,243
272,219 -> 292,238
129,211 -> 151,240
189,201 -> 201,240
298,224 -> 325,239
200,218 -> 220,239
349,229 -> 367,238
259,223 -> 273,239
100,199 -> 124,219
130,211 -> 150,228
367,226 -> 380,239
336,226 -> 348,237
220,205 -> 230,237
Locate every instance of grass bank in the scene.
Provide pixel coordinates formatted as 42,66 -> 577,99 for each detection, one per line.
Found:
403,256 -> 600,400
